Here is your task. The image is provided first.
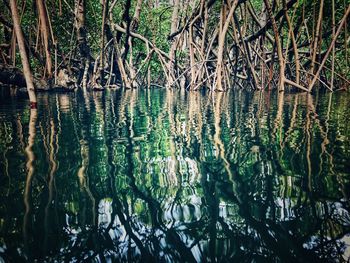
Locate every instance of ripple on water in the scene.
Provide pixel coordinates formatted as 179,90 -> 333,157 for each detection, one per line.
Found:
0,88 -> 349,262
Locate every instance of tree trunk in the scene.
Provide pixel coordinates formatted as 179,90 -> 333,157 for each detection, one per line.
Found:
36,0 -> 52,77
167,0 -> 180,88
75,0 -> 91,90
282,0 -> 300,84
308,4 -> 350,92
9,0 -> 37,108
309,0 -> 324,80
263,0 -> 285,92
215,0 -> 239,91
128,0 -> 143,87
98,0 -> 110,88
330,0 -> 335,90
132,0 -> 143,30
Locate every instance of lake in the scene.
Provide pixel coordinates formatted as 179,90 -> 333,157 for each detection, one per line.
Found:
0,88 -> 349,262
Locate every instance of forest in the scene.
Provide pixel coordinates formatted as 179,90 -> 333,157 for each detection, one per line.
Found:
1,0 -> 350,262
0,0 -> 349,104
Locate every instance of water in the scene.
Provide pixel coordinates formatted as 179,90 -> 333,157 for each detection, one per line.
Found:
0,88 -> 349,262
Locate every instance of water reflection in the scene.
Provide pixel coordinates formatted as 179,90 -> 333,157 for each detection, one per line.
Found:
23,108 -> 37,257
0,88 -> 350,262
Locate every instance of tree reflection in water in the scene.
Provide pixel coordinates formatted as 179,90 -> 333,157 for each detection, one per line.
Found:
0,89 -> 349,262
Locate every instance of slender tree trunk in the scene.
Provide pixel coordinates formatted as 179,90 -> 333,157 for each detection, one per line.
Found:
36,0 -> 52,77
122,0 -> 132,61
215,0 -> 239,92
308,4 -> 350,92
309,0 -> 324,81
9,0 -> 37,108
233,14 -> 260,89
263,0 -> 285,92
132,0 -> 143,29
75,0 -> 91,90
282,0 -> 300,84
199,3 -> 208,83
167,0 -> 180,88
98,0 -> 110,88
330,0 -> 335,90
129,0 -> 143,87
188,1 -> 204,90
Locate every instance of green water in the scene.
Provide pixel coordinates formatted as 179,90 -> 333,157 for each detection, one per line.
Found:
0,88 -> 349,262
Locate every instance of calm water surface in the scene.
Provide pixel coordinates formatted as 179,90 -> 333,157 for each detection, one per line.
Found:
0,88 -> 349,262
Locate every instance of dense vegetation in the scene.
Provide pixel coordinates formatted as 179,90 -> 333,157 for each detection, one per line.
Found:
0,0 -> 349,102
1,1 -> 350,261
